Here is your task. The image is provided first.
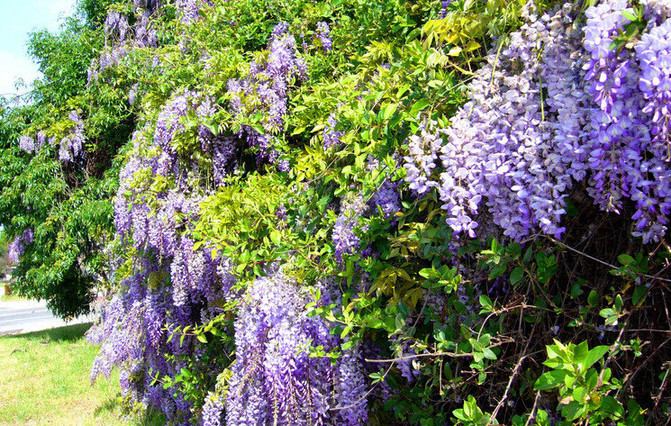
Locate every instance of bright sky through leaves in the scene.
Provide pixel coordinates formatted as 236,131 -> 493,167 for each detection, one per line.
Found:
0,0 -> 77,98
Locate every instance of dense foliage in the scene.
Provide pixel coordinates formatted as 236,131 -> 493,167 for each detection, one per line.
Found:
2,0 -> 671,424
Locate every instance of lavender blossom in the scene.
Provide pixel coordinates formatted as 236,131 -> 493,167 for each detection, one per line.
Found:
227,268 -> 342,425
59,111 -> 85,163
333,194 -> 368,263
8,228 -> 33,264
403,120 -> 442,196
315,21 -> 333,52
104,11 -> 130,44
370,180 -> 401,222
18,135 -> 34,153
202,392 -> 224,426
177,0 -> 213,24
323,113 -> 344,149
36,131 -> 46,151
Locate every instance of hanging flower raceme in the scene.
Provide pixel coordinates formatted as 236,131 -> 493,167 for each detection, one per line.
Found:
59,111 -> 85,163
315,21 -> 333,52
226,267 -> 366,425
8,228 -> 33,264
402,2 -> 671,244
227,22 -> 306,167
631,15 -> 671,241
333,193 -> 369,263
18,135 -> 34,154
177,0 -> 214,24
431,6 -> 577,241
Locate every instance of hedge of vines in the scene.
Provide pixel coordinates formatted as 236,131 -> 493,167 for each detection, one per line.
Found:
3,0 -> 671,424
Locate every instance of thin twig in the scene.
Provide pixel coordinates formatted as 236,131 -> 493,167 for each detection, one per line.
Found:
487,355 -> 527,424
546,236 -> 671,283
604,328 -> 671,334
330,361 -> 394,412
524,391 -> 542,426
487,324 -> 535,425
618,337 -> 671,399
652,366 -> 670,415
364,340 -> 512,364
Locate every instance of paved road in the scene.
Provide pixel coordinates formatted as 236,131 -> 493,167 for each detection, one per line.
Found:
0,286 -> 93,336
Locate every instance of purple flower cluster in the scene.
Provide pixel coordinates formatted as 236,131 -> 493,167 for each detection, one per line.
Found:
8,228 -> 33,264
439,0 -> 452,19
18,135 -> 34,153
37,131 -> 46,151
370,179 -> 401,222
335,344 -> 369,424
315,21 -> 332,52
104,11 -> 130,43
59,111 -> 85,163
227,23 -> 307,165
177,0 -> 213,24
88,47 -> 129,84
133,0 -> 161,11
333,194 -> 368,263
641,0 -> 671,23
227,268 -> 365,425
431,7 -> 574,240
403,119 -> 443,197
582,0 -> 640,214
88,273 -> 197,421
89,5 -> 160,84
135,13 -> 159,48
403,3 -> 671,243
90,245 -> 235,420
101,82 -> 245,421
212,136 -> 238,186
323,113 -> 344,149
631,16 -> 671,240
202,391 -> 224,426
151,91 -> 221,178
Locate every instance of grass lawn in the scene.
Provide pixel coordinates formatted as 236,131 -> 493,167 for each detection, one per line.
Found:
0,323 -> 136,425
0,294 -> 30,302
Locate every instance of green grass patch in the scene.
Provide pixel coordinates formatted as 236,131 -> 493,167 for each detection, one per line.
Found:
0,294 -> 30,302
0,323 -> 149,425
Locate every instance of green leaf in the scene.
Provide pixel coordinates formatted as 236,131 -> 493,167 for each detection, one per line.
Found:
632,285 -> 647,306
584,345 -> 609,370
534,409 -> 550,426
479,295 -> 493,311
535,370 -> 567,390
615,294 -> 624,310
509,266 -> 524,285
570,280 -> 584,298
488,264 -> 506,280
561,401 -> 584,421
617,254 -> 635,266
419,267 -> 439,279
574,341 -> 589,368
572,385 -> 586,403
382,103 -> 398,121
483,348 -> 497,360
588,290 -> 599,307
626,399 -> 645,425
409,99 -> 431,117
270,230 -> 282,245
600,395 -> 624,419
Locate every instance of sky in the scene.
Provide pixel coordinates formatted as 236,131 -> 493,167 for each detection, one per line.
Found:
0,0 -> 77,98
